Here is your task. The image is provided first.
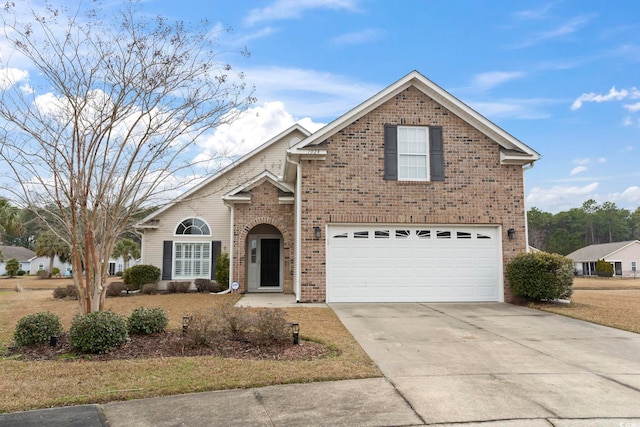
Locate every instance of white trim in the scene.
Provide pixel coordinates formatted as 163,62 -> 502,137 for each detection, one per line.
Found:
229,204 -> 234,290
222,170 -> 294,203
173,217 -> 212,237
172,241 -> 212,279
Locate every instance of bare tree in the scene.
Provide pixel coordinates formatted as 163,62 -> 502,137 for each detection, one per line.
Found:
0,1 -> 254,312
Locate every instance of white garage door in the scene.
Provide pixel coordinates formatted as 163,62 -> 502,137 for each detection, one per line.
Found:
326,225 -> 502,303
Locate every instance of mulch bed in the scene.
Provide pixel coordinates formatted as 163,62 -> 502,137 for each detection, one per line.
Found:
8,331 -> 332,362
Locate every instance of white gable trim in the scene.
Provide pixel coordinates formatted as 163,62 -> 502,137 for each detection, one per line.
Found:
222,170 -> 294,204
289,71 -> 539,165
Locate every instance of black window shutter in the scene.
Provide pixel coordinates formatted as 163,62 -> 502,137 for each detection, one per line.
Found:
211,241 -> 221,280
429,126 -> 444,181
384,124 -> 398,180
162,241 -> 173,280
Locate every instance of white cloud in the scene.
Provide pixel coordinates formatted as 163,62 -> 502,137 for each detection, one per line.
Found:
526,182 -> 599,213
513,3 -> 555,20
570,166 -> 587,175
331,29 -> 385,46
574,158 -> 591,165
608,186 -> 640,207
0,67 -> 29,90
193,101 -> 325,167
624,116 -> 634,126
471,71 -> 525,91
245,66 -> 381,119
512,14 -> 595,49
571,86 -> 629,110
245,0 -> 360,26
624,102 -> 640,112
597,157 -> 606,163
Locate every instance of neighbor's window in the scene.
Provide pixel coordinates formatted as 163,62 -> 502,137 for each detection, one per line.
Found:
175,218 -> 210,235
398,126 -> 429,180
174,242 -> 210,278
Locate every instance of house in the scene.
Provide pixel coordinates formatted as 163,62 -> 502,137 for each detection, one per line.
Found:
136,71 -> 540,303
0,245 -> 36,275
567,240 -> 640,277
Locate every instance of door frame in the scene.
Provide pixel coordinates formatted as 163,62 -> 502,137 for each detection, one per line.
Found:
246,233 -> 284,293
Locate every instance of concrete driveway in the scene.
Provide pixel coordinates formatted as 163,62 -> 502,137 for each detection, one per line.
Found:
331,302 -> 640,425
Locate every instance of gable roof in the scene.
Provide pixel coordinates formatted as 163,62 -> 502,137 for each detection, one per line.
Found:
137,124 -> 310,225
0,245 -> 36,262
289,70 -> 540,166
566,240 -> 640,261
222,170 -> 294,204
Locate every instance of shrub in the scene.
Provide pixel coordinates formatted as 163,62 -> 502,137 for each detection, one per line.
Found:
5,258 -> 20,277
53,284 -> 78,300
596,259 -> 614,277
194,278 -> 220,293
507,252 -> 574,301
251,308 -> 291,346
70,311 -> 128,354
115,271 -> 123,277
122,264 -> 160,291
141,283 -> 158,295
184,302 -> 252,346
37,269 -> 50,279
128,307 -> 168,335
14,312 -> 63,347
167,281 -> 191,293
215,252 -> 230,291
106,282 -> 126,297
17,270 -> 26,276
52,267 -> 60,276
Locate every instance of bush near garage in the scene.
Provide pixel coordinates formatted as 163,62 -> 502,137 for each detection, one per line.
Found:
122,264 -> 160,291
507,251 -> 573,301
595,259 -> 614,277
70,311 -> 128,354
14,312 -> 63,346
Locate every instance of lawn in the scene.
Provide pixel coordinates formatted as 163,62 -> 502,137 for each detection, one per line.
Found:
0,276 -> 380,413
530,276 -> 640,334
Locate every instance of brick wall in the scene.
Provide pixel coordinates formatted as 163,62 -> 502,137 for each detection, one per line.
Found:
232,180 -> 295,294
298,86 -> 527,302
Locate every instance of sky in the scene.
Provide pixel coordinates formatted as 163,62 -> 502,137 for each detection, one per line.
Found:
2,0 -> 640,214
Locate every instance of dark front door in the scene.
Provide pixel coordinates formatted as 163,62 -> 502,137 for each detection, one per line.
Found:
260,238 -> 280,287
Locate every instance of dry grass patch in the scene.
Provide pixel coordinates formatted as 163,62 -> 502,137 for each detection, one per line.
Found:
0,290 -> 380,413
572,276 -> 640,290
531,287 -> 640,334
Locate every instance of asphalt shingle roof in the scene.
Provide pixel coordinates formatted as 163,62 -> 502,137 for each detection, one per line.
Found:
0,245 -> 36,262
566,240 -> 640,261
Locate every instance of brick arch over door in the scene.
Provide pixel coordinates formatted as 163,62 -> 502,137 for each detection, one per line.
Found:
234,216 -> 294,294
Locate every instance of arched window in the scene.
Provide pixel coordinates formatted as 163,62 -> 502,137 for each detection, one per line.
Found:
175,218 -> 210,235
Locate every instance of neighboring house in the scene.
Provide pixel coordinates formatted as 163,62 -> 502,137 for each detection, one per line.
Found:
567,240 -> 640,277
28,255 -> 139,276
0,245 -> 36,275
136,71 -> 540,303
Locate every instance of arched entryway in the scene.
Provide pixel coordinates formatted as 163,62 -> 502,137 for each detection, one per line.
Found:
246,224 -> 284,293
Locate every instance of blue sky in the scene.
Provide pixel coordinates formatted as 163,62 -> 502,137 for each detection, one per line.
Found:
3,1 -> 640,213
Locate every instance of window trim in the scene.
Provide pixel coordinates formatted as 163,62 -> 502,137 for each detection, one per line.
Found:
174,217 -> 211,236
397,125 -> 430,181
173,241 -> 211,279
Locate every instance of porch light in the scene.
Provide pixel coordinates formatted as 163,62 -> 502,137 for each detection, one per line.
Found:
182,315 -> 191,336
313,226 -> 321,240
291,322 -> 300,345
507,228 -> 516,240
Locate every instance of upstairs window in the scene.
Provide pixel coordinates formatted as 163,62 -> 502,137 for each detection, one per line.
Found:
175,218 -> 210,235
384,124 -> 444,181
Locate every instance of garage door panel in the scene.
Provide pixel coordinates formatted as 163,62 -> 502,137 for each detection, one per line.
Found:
327,225 -> 501,303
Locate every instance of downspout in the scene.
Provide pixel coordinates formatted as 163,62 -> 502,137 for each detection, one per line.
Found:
286,155 -> 302,302
227,202 -> 234,290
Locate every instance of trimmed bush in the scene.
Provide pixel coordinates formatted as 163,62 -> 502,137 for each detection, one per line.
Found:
184,303 -> 252,347
128,307 -> 168,335
194,278 -> 220,293
14,312 -> 63,347
53,284 -> 78,300
507,252 -> 573,301
106,282 -> 126,297
37,269 -> 50,279
70,311 -> 128,354
141,283 -> 158,295
167,281 -> 191,293
596,259 -> 614,277
52,267 -> 60,276
251,308 -> 291,346
122,264 -> 160,291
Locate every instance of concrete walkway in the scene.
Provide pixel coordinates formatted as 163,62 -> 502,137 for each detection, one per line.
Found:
2,300 -> 640,426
